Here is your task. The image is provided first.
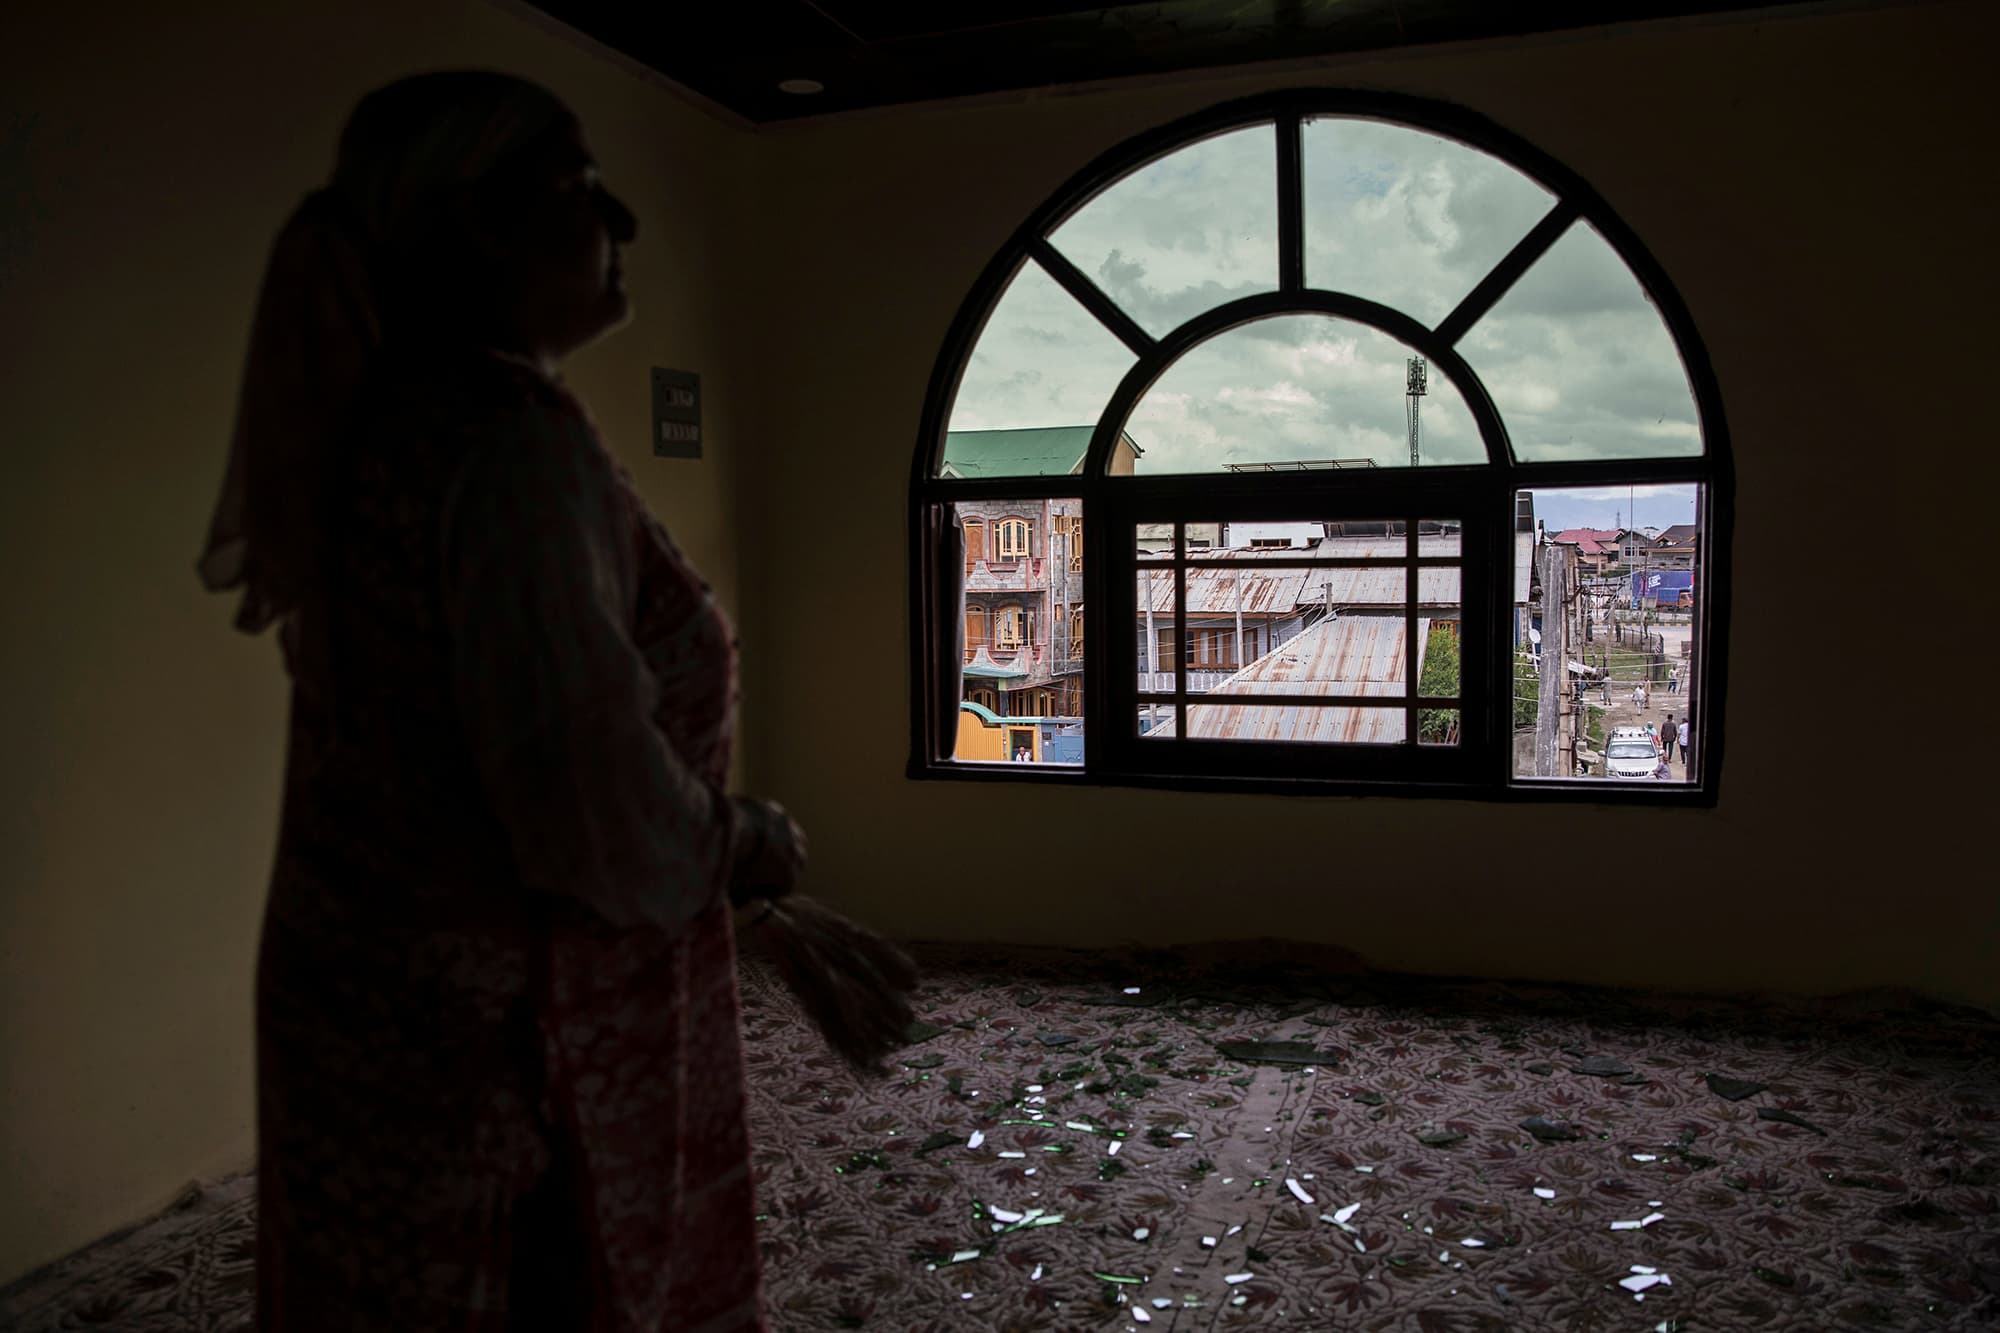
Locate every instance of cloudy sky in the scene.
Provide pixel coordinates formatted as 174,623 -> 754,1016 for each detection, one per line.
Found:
945,117 -> 1703,476
1528,482 -> 1700,537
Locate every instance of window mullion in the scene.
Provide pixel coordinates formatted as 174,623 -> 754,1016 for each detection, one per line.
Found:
1277,114 -> 1303,294
1433,201 -> 1578,347
1406,521 -> 1419,747
1028,240 -> 1156,359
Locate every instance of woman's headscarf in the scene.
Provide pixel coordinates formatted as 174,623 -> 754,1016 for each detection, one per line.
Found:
198,71 -> 574,641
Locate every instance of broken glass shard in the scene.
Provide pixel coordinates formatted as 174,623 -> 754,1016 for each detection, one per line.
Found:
1224,1272 -> 1254,1284
1756,1107 -> 1828,1136
1520,1116 -> 1579,1142
1416,1124 -> 1467,1147
1524,1062 -> 1554,1076
1534,1187 -> 1556,1199
1705,1074 -> 1766,1101
1214,1040 -> 1339,1067
1572,1057 -> 1633,1077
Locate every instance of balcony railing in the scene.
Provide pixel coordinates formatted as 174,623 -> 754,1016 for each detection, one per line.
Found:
965,558 -> 1049,592
1137,668 -> 1242,694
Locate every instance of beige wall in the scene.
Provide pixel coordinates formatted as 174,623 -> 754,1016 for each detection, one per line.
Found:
740,0 -> 1995,1008
0,0 -> 749,1282
3,0 -> 1992,1292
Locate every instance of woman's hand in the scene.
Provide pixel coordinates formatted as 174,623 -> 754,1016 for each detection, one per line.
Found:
729,797 -> 807,909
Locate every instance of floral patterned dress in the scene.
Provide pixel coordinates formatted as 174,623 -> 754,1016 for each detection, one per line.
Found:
254,346 -> 766,1332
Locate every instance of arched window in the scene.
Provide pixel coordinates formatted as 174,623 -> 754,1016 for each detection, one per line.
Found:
995,517 -> 1031,561
995,603 -> 1027,648
914,91 -> 1728,799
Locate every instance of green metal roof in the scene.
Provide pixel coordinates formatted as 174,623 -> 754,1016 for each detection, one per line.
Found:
941,425 -> 1141,478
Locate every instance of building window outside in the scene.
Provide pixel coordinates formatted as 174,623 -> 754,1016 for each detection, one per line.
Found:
916,90 -> 1725,799
996,518 -> 1031,560
996,604 -> 1027,648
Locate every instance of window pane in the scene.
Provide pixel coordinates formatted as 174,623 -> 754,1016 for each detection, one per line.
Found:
1136,568 -> 1174,694
1418,708 -> 1460,747
1418,594 -> 1461,700
1049,124 -> 1279,339
1512,485 -> 1701,782
954,498 -> 1085,765
943,258 -> 1136,476
1302,117 -> 1555,326
1462,222 -> 1701,462
1128,315 -> 1485,473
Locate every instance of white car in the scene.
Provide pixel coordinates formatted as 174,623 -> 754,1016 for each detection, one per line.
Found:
1604,726 -> 1661,779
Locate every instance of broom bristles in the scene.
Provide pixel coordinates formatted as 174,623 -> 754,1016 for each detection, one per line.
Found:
757,895 -> 918,1073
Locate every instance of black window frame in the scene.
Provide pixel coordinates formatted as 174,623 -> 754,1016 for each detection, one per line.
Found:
908,89 -> 1731,805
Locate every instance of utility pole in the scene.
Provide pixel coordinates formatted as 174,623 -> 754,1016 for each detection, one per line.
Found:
1535,543 -> 1563,777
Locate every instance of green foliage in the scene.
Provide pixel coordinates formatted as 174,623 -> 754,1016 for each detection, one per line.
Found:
1417,624 -> 1461,743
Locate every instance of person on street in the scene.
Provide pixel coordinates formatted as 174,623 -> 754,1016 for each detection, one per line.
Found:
1679,714 -> 1693,775
199,71 -> 801,1331
1660,713 -> 1676,762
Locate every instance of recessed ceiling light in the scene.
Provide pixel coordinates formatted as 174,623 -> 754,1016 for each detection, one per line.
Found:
777,78 -> 824,95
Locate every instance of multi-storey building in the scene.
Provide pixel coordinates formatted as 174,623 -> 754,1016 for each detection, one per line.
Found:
947,426 -> 1140,720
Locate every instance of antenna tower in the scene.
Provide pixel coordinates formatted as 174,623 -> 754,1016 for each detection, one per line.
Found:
1406,356 -> 1428,468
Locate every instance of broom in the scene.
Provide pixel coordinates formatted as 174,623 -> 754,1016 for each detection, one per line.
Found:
748,893 -> 920,1074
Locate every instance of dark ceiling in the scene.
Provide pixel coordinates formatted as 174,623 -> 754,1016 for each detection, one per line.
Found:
527,0 -> 1836,124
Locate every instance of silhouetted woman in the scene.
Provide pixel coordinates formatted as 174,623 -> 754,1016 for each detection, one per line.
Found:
198,71 -> 800,1331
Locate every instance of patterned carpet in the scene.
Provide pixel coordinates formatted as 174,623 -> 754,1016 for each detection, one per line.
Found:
6,941 -> 1997,1331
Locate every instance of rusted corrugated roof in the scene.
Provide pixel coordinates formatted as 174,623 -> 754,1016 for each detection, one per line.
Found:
1145,616 -> 1428,744
1311,535 -> 1461,561
1142,560 -> 1456,613
1136,535 -> 1463,616
1139,562 -> 1314,616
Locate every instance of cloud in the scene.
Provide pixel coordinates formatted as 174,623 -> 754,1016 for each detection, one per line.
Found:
947,119 -> 1702,469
